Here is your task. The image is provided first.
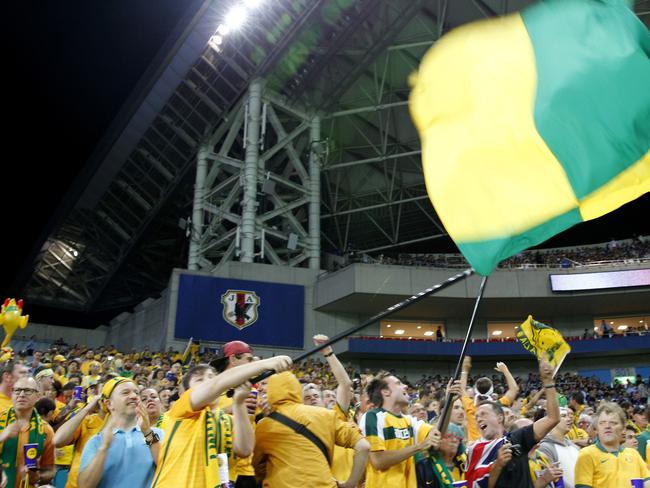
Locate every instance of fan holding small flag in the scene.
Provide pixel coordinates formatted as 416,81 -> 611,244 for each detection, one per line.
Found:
516,316 -> 571,376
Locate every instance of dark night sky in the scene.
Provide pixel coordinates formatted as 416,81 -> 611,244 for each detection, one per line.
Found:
3,1 -> 649,323
4,1 -> 191,299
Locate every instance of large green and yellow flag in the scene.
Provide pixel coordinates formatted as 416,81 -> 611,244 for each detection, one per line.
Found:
409,0 -> 650,276
516,316 -> 571,375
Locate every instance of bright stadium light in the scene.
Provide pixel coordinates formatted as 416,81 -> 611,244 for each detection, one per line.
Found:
424,331 -> 434,336
217,24 -> 230,36
386,324 -> 391,328
224,5 -> 247,31
617,325 -> 628,330
492,330 -> 502,336
394,329 -> 404,335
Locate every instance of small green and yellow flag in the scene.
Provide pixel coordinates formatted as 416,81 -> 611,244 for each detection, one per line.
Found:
410,0 -> 650,276
516,316 -> 571,375
181,337 -> 194,368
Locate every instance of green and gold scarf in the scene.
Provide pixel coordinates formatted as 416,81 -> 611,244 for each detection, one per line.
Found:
205,408 -> 233,488
0,408 -> 47,488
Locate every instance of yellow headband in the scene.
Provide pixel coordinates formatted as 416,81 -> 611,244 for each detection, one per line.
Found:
101,377 -> 133,401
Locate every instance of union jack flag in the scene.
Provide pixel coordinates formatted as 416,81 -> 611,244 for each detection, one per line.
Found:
465,437 -> 507,488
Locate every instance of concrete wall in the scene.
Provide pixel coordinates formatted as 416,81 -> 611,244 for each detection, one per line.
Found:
105,293 -> 169,351
315,263 -> 650,304
12,322 -> 107,348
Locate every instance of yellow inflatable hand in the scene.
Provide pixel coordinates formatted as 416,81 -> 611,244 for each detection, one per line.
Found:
0,298 -> 29,348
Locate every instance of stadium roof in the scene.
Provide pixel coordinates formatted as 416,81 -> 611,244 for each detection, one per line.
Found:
6,0 -> 650,325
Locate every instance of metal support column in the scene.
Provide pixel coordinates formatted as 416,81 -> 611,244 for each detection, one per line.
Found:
240,78 -> 263,262
308,115 -> 321,269
188,144 -> 208,270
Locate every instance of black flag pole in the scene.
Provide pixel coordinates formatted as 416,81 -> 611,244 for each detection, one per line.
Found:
227,268 -> 474,393
436,274 -> 489,436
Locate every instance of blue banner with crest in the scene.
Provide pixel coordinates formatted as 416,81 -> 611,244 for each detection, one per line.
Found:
175,274 -> 304,348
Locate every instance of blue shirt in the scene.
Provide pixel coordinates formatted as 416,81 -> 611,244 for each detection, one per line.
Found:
79,425 -> 164,488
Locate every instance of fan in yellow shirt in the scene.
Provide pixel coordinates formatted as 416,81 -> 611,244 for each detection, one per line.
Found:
152,356 -> 292,488
53,395 -> 106,488
213,340 -> 259,485
0,360 -> 29,413
253,371 -> 368,488
575,402 -> 649,488
360,372 -> 441,488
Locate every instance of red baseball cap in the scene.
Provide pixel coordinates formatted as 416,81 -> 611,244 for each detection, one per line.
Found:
222,341 -> 252,357
210,341 -> 253,372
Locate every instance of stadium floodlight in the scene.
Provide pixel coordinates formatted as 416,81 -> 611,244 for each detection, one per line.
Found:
216,23 -> 230,36
492,330 -> 502,336
224,5 -> 248,31
424,331 -> 434,336
212,34 -> 223,46
394,329 -> 405,335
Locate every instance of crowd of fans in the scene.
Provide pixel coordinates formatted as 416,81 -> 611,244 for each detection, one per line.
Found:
0,336 -> 648,487
342,235 -> 650,271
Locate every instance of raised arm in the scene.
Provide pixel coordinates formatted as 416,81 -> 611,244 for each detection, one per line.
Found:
231,383 -> 255,457
494,362 -> 519,405
313,334 -> 353,411
460,356 -> 471,395
190,356 -> 292,411
533,359 -> 560,442
54,396 -> 101,447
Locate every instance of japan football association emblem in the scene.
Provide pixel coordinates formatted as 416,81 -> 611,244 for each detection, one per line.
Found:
221,290 -> 260,330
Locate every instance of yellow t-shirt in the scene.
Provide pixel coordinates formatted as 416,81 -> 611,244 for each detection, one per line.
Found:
53,400 -> 73,466
152,389 -> 233,488
80,361 -> 92,375
331,403 -> 355,483
0,392 -> 12,413
360,408 -> 432,488
574,441 -> 649,488
65,413 -> 105,488
573,404 -> 585,426
217,391 -> 256,480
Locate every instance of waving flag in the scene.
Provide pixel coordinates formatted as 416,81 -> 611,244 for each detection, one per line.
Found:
409,0 -> 650,276
516,315 -> 570,376
181,337 -> 194,368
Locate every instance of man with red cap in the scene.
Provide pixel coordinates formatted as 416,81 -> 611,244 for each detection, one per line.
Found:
211,341 -> 254,373
213,341 -> 257,488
